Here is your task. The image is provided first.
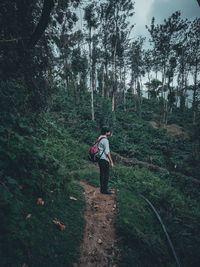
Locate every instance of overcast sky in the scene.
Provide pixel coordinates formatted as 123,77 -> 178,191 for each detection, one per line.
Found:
132,0 -> 200,38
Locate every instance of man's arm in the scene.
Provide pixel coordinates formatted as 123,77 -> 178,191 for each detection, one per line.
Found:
107,152 -> 114,168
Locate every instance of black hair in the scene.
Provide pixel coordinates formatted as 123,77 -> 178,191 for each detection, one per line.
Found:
101,126 -> 110,135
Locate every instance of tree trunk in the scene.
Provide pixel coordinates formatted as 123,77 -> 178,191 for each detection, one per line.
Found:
102,65 -> 105,98
111,39 -> 117,112
89,27 -> 94,120
130,70 -> 134,95
104,62 -> 109,98
123,64 -> 126,111
160,65 -> 166,124
112,91 -> 115,112
192,61 -> 198,124
28,0 -> 54,48
112,152 -> 168,173
72,75 -> 78,106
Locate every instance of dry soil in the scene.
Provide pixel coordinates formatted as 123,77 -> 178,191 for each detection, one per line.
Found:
73,181 -> 119,267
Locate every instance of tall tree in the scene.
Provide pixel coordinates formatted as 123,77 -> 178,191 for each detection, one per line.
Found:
144,49 -> 153,83
188,18 -> 200,124
128,37 -> 145,104
84,2 -> 99,120
102,0 -> 134,112
0,0 -> 81,109
147,12 -> 188,124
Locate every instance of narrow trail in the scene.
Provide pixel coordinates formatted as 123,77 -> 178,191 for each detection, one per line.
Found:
73,181 -> 119,267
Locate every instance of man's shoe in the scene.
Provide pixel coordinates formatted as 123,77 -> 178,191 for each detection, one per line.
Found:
101,190 -> 112,195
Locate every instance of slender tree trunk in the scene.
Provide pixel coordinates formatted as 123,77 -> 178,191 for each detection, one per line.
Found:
192,61 -> 198,124
140,77 -> 143,104
161,65 -> 166,99
104,62 -> 109,98
148,72 -> 151,83
179,57 -> 186,112
131,70 -> 134,95
111,36 -> 117,112
131,83 -> 134,95
89,27 -> 94,120
72,75 -> 78,106
160,64 -> 166,124
123,64 -> 126,111
112,91 -> 115,112
102,65 -> 105,98
164,75 -> 171,125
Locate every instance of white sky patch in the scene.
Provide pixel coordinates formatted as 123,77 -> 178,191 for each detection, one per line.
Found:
131,0 -> 200,40
131,0 -> 155,38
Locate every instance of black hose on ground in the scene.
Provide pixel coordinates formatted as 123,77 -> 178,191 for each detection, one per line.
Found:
140,194 -> 181,267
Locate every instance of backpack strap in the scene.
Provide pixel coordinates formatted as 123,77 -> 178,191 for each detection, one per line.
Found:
97,137 -> 106,160
97,136 -> 105,143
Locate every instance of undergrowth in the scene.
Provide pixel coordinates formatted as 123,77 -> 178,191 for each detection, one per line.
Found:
111,165 -> 200,267
0,82 -> 86,266
1,82 -> 200,267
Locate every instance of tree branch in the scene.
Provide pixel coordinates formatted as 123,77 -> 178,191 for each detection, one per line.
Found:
112,152 -> 169,173
0,38 -> 22,43
112,152 -> 200,185
28,0 -> 55,48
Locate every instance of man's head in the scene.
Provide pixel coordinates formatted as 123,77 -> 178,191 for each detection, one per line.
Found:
101,126 -> 111,136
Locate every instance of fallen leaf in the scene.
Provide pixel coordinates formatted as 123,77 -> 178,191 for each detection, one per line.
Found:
52,218 -> 66,231
19,185 -> 23,190
51,199 -> 54,203
37,198 -> 44,205
69,196 -> 77,201
60,224 -> 66,231
26,214 -> 32,220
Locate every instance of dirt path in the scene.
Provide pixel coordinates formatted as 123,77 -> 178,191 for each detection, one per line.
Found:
74,181 -> 119,267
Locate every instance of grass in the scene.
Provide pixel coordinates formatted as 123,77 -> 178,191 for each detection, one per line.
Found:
0,181 -> 85,267
1,84 -> 199,267
108,165 -> 200,267
73,166 -> 100,187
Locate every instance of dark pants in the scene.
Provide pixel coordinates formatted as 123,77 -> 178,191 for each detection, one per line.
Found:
98,159 -> 109,192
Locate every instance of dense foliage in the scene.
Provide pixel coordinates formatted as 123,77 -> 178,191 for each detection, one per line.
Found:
0,1 -> 199,266
0,82 -> 86,266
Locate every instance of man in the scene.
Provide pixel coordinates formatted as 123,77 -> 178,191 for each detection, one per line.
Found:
98,126 -> 114,194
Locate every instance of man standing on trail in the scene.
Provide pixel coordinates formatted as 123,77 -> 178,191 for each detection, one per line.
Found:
98,126 -> 114,194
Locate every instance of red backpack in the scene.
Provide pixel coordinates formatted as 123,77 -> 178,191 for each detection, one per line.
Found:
88,137 -> 105,162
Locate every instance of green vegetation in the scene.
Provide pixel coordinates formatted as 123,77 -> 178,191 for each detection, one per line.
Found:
111,166 -> 200,267
54,88 -> 200,266
0,82 -> 85,266
1,1 -> 199,266
1,81 -> 200,266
